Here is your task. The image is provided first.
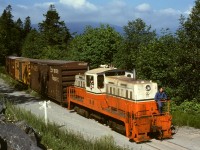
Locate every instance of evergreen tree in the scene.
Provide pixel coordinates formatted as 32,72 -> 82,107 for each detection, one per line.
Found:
16,18 -> 23,29
0,5 -> 15,55
14,18 -> 24,55
0,5 -> 23,64
22,5 -> 71,59
23,16 -> 32,38
22,30 -> 44,58
38,4 -> 71,46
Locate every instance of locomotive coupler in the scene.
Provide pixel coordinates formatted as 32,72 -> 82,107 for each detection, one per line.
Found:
150,125 -> 163,139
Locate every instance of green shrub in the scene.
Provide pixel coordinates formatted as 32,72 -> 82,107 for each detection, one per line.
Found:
179,100 -> 200,114
172,110 -> 200,128
171,100 -> 200,128
0,66 -> 6,74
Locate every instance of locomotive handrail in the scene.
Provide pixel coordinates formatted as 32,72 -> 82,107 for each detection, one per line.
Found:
135,111 -> 150,118
160,99 -> 170,114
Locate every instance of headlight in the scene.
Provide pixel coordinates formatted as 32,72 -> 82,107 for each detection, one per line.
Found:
146,85 -> 151,91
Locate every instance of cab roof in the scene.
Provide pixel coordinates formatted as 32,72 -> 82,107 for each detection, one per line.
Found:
86,68 -> 124,75
106,76 -> 153,84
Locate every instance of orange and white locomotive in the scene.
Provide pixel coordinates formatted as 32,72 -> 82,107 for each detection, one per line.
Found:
67,67 -> 172,142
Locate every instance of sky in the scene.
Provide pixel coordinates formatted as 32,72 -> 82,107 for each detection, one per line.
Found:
0,0 -> 196,31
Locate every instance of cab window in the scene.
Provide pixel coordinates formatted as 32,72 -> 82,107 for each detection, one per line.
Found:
86,75 -> 94,87
97,75 -> 104,88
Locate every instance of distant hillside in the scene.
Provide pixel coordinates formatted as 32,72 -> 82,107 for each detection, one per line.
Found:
32,22 -> 124,35
66,22 -> 124,35
31,22 -> 177,36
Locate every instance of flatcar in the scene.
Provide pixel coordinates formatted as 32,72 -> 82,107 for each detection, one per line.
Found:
67,67 -> 172,142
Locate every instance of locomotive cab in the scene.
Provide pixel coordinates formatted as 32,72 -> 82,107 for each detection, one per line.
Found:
74,68 -> 124,94
84,68 -> 125,93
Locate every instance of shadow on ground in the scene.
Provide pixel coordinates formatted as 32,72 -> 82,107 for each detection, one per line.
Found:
0,80 -> 44,105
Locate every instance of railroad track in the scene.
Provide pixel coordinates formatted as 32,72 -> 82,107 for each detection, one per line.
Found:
166,141 -> 190,150
145,143 -> 161,150
145,139 -> 191,150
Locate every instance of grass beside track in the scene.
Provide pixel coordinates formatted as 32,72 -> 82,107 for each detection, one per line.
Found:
0,66 -> 28,91
172,111 -> 200,129
4,101 -> 127,150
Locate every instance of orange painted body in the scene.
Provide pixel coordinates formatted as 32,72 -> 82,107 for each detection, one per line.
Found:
67,86 -> 172,142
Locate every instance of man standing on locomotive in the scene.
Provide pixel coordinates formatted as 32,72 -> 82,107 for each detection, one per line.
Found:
154,87 -> 167,114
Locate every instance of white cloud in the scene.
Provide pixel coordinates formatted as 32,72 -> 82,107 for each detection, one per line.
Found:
184,6 -> 193,15
111,0 -> 126,8
16,4 -> 28,9
59,0 -> 97,10
159,8 -> 181,15
34,2 -> 55,8
101,0 -> 126,16
136,3 -> 151,12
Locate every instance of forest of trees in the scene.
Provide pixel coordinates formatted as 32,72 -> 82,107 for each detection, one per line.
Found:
0,1 -> 200,105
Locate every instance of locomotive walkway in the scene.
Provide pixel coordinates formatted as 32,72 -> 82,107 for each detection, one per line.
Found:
0,77 -> 200,150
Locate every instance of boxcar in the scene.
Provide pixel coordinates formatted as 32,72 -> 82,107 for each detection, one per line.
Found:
30,60 -> 48,95
15,57 -> 33,85
48,61 -> 88,104
5,56 -> 22,79
30,59 -> 88,104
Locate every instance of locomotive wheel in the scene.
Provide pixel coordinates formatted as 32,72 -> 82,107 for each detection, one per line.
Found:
74,106 -> 78,112
84,110 -> 89,118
